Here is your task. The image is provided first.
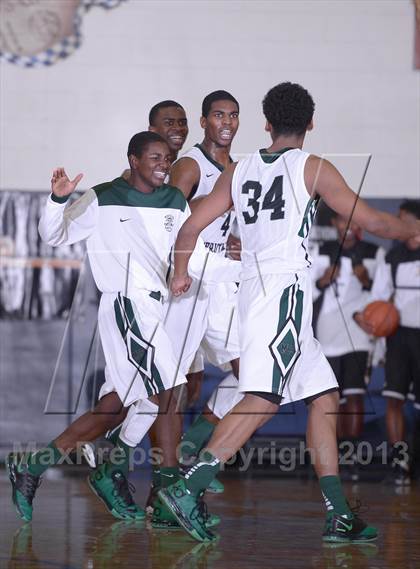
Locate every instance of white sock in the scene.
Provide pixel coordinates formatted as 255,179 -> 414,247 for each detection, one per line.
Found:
119,398 -> 158,447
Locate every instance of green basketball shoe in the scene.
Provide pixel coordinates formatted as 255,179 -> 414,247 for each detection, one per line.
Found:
152,496 -> 182,529
88,464 -> 145,521
322,512 -> 378,543
152,495 -> 220,530
158,479 -> 217,542
207,477 -> 224,494
7,453 -> 41,522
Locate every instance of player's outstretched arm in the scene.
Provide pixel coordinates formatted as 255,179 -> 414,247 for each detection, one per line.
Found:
169,157 -> 200,199
305,156 -> 420,242
171,163 -> 236,296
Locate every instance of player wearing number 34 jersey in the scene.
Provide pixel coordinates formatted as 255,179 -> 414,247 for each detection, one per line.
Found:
158,82 -> 420,544
231,146 -> 331,402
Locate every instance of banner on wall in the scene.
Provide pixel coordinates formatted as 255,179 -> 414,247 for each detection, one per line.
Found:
0,0 -> 126,68
0,192 -> 87,319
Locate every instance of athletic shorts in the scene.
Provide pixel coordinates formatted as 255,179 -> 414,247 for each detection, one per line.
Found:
327,351 -> 368,401
238,271 -> 338,404
164,278 -> 240,376
383,326 -> 420,408
98,291 -> 186,406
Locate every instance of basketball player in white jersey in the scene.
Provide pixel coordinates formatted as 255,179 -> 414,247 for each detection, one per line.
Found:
116,92 -> 245,526
81,100 -> 191,493
167,91 -> 244,460
6,132 -> 241,525
159,82 -> 420,543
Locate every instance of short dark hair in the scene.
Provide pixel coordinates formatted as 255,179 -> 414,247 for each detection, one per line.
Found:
262,82 -> 315,136
201,90 -> 239,118
400,199 -> 420,220
127,131 -> 167,158
149,100 -> 184,126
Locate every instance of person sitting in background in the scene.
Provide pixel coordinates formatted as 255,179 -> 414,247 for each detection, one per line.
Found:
354,200 -> 420,485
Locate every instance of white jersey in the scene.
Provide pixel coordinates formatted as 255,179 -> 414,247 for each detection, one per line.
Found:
311,240 -> 386,356
231,147 -> 316,280
39,177 -> 240,299
180,144 -> 234,255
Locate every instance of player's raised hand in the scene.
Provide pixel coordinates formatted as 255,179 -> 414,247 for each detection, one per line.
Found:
171,274 -> 192,297
51,168 -> 83,198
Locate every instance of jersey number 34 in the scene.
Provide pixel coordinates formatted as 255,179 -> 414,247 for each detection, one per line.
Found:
241,176 -> 285,224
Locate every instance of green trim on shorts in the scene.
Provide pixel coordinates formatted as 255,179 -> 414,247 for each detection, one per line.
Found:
269,280 -> 303,395
113,294 -> 165,397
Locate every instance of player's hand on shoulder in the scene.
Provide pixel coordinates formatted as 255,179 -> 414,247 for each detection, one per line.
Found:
51,168 -> 83,198
169,157 -> 200,199
171,273 -> 192,296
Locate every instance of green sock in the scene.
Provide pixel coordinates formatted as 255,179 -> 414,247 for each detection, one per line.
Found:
184,451 -> 221,497
27,442 -> 62,477
181,415 -> 215,460
105,437 -> 131,477
160,467 -> 180,488
152,468 -> 161,488
320,475 -> 351,516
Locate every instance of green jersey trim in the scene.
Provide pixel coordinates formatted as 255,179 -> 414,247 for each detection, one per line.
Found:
51,193 -> 71,204
93,178 -> 187,211
298,195 -> 320,238
194,144 -> 232,172
259,147 -> 295,164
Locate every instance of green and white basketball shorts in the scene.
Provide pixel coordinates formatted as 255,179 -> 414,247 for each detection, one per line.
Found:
238,271 -> 337,403
98,291 -> 186,406
164,279 -> 240,376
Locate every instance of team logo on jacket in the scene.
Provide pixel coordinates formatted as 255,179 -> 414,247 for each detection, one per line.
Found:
164,215 -> 174,232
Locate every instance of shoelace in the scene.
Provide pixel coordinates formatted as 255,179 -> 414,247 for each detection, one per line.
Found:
111,472 -> 136,509
20,472 -> 42,503
190,496 -> 209,524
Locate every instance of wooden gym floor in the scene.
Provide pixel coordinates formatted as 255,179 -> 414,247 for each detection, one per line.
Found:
0,469 -> 419,569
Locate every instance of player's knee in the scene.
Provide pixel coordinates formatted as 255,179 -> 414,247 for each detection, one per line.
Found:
386,397 -> 404,411
95,391 -> 125,414
244,391 -> 280,415
346,393 -> 364,409
157,385 -> 183,410
308,389 -> 339,414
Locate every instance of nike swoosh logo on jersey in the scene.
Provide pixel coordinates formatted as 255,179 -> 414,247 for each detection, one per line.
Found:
206,173 -> 214,177
120,218 -> 130,223
161,473 -> 174,478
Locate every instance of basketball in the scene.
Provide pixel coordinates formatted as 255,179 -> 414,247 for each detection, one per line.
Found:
363,301 -> 400,337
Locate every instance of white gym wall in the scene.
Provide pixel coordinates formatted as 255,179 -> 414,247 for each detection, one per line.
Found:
1,0 -> 419,197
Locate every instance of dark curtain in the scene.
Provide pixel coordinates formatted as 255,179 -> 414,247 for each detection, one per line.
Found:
0,191 -> 85,319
